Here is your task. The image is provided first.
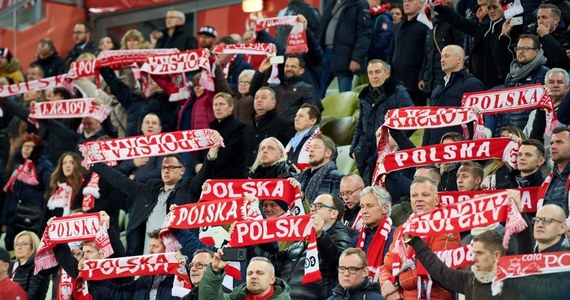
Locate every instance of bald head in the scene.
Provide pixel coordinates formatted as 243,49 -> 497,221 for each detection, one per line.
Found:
339,174 -> 365,210
534,204 -> 567,251
440,45 -> 465,76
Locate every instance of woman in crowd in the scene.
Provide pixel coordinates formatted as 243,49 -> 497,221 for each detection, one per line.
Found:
44,152 -> 86,220
120,29 -> 151,50
10,231 -> 50,299
390,4 -> 404,26
99,35 -> 119,52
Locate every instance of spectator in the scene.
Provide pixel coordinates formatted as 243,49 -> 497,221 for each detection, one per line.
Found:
275,0 -> 322,46
380,177 -> 460,300
457,161 -> 484,191
530,4 -> 570,69
297,134 -> 344,204
44,152 -> 87,221
65,22 -> 98,66
319,0 -> 372,97
434,0 -> 513,88
0,247 -> 27,300
233,69 -> 255,126
155,10 -> 197,51
493,34 -> 549,135
543,127 -> 570,214
390,4 -> 404,26
250,54 -> 322,122
214,36 -> 253,93
90,136 -> 222,255
407,229 -> 519,299
197,25 -> 218,50
439,132 -> 465,191
353,186 -> 395,281
120,29 -> 151,50
249,137 -> 297,180
183,249 -> 215,299
199,254 -> 290,299
26,64 -> 44,81
368,0 -> 394,62
9,231 -> 50,300
514,139 -> 546,189
192,92 -> 247,179
389,0 -> 431,106
543,0 -> 570,33
422,45 -> 484,146
98,35 -> 118,51
244,87 -> 293,166
339,174 -> 365,229
328,248 -> 384,300
285,104 -> 321,171
0,48 -> 25,84
350,59 -> 414,186
1,134 -> 53,250
31,38 -> 67,78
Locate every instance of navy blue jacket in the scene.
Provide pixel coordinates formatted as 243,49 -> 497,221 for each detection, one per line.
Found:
368,12 -> 393,61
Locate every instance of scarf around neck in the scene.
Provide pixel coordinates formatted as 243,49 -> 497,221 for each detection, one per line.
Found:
299,161 -> 337,203
509,49 -> 547,81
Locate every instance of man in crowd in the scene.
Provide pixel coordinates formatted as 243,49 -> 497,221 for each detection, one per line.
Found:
155,10 -> 197,51
339,174 -> 365,229
329,248 -> 383,299
514,139 -> 546,189
183,249 -> 215,299
381,177 -> 460,300
422,45 -> 484,146
214,36 -> 253,93
543,127 -> 570,214
533,4 -> 570,70
350,59 -> 414,186
285,104 -> 321,171
32,38 -> 67,77
297,134 -> 344,204
27,64 -> 45,81
198,25 -> 218,50
319,0 -> 371,97
275,0 -> 321,46
199,253 -> 290,299
65,23 -> 98,66
250,54 -> 322,121
456,161 -> 484,192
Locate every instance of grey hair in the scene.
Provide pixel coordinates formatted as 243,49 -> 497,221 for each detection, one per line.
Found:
239,69 -> 256,79
250,137 -> 286,172
360,185 -> 392,215
168,10 -> 185,23
249,256 -> 275,276
545,68 -> 569,84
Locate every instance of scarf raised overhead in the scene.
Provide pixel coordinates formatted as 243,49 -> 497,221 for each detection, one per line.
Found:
212,43 -> 279,84
439,186 -> 541,212
28,98 -> 110,126
0,74 -> 70,97
256,16 -> 308,53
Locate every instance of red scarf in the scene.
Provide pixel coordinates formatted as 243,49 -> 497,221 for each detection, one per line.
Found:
82,173 -> 100,212
28,98 -> 110,127
79,129 -> 220,166
374,138 -> 519,183
462,83 -> 558,133
356,216 -> 392,281
370,3 -> 391,15
3,159 -> 39,192
57,268 -> 74,300
80,252 -> 191,297
47,182 -> 74,216
246,286 -> 275,300
35,213 -> 113,274
434,244 -> 473,269
256,16 -> 308,53
0,74 -> 70,97
97,48 -> 179,69
212,43 -> 279,84
492,251 -> 570,295
230,215 -> 322,284
439,187 -> 541,212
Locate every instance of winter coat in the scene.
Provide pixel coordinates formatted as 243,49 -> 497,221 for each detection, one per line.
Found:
65,41 -> 98,67
9,254 -> 50,300
0,58 -> 25,83
232,94 -> 254,126
199,265 -> 291,300
249,161 -> 298,179
320,0 -> 372,76
31,52 -> 67,77
297,162 -> 344,204
276,0 -> 322,46
368,12 -> 393,61
422,68 -> 484,146
244,109 -> 293,167
543,163 -> 570,225
156,25 -> 197,51
544,0 -> 570,30
536,22 -> 570,70
328,277 -> 383,300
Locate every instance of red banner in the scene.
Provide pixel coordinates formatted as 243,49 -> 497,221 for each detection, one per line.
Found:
439,187 -> 540,212
199,179 -> 301,204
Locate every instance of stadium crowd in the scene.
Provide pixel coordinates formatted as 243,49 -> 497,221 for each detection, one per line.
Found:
1,0 -> 570,299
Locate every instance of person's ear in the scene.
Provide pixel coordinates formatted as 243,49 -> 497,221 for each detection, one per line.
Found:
538,156 -> 546,167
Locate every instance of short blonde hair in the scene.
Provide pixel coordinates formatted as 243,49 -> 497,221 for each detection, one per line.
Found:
14,230 -> 41,254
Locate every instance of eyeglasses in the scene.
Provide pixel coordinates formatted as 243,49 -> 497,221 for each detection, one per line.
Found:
189,262 -> 208,269
238,81 -> 251,85
73,31 -> 86,35
514,47 -> 537,52
338,266 -> 365,274
532,216 -> 564,225
15,242 -> 31,247
161,166 -> 183,172
165,16 -> 181,19
310,202 -> 336,210
339,187 -> 364,198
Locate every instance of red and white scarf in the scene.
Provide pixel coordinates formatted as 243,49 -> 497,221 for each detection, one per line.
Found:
79,129 -> 220,166
462,84 -> 558,134
80,252 -> 191,297
159,197 -> 262,252
82,173 -> 100,212
97,48 -> 179,69
285,127 -> 321,171
356,216 -> 392,281
230,215 -> 322,284
47,182 -> 74,217
212,43 -> 279,84
492,251 -> 570,295
374,138 -> 519,183
57,268 -> 75,300
28,98 -> 110,127
256,16 -> 308,54
439,186 -> 541,212
35,213 -> 113,274
434,243 -> 473,269
370,3 -> 391,15
0,74 -> 70,97
3,159 -> 39,192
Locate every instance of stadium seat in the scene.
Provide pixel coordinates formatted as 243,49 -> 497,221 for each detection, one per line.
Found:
336,145 -> 357,174
321,116 -> 356,146
321,91 -> 359,119
353,84 -> 367,94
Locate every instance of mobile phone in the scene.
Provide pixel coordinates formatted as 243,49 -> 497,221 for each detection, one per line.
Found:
510,16 -> 523,26
270,56 -> 284,65
221,247 -> 247,261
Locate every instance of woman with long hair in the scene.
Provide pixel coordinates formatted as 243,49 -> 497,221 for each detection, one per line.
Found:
45,152 -> 86,219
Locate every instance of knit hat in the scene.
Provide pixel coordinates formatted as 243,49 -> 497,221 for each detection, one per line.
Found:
198,25 -> 218,38
0,247 -> 10,263
0,48 -> 12,61
264,200 -> 289,213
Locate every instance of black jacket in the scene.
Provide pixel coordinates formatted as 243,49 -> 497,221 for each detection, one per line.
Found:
249,161 -> 297,179
65,41 -> 98,67
156,25 -> 197,51
9,254 -> 50,300
244,109 -> 293,167
537,23 -> 570,70
320,0 -> 371,76
227,54 -> 253,94
91,156 -> 214,256
422,68 -> 484,146
328,277 -> 383,300
276,0 -> 322,46
31,52 -> 67,77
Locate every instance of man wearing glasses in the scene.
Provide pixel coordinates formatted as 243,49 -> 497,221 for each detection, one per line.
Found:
329,247 -> 383,299
339,174 -> 365,230
65,22 -> 98,66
